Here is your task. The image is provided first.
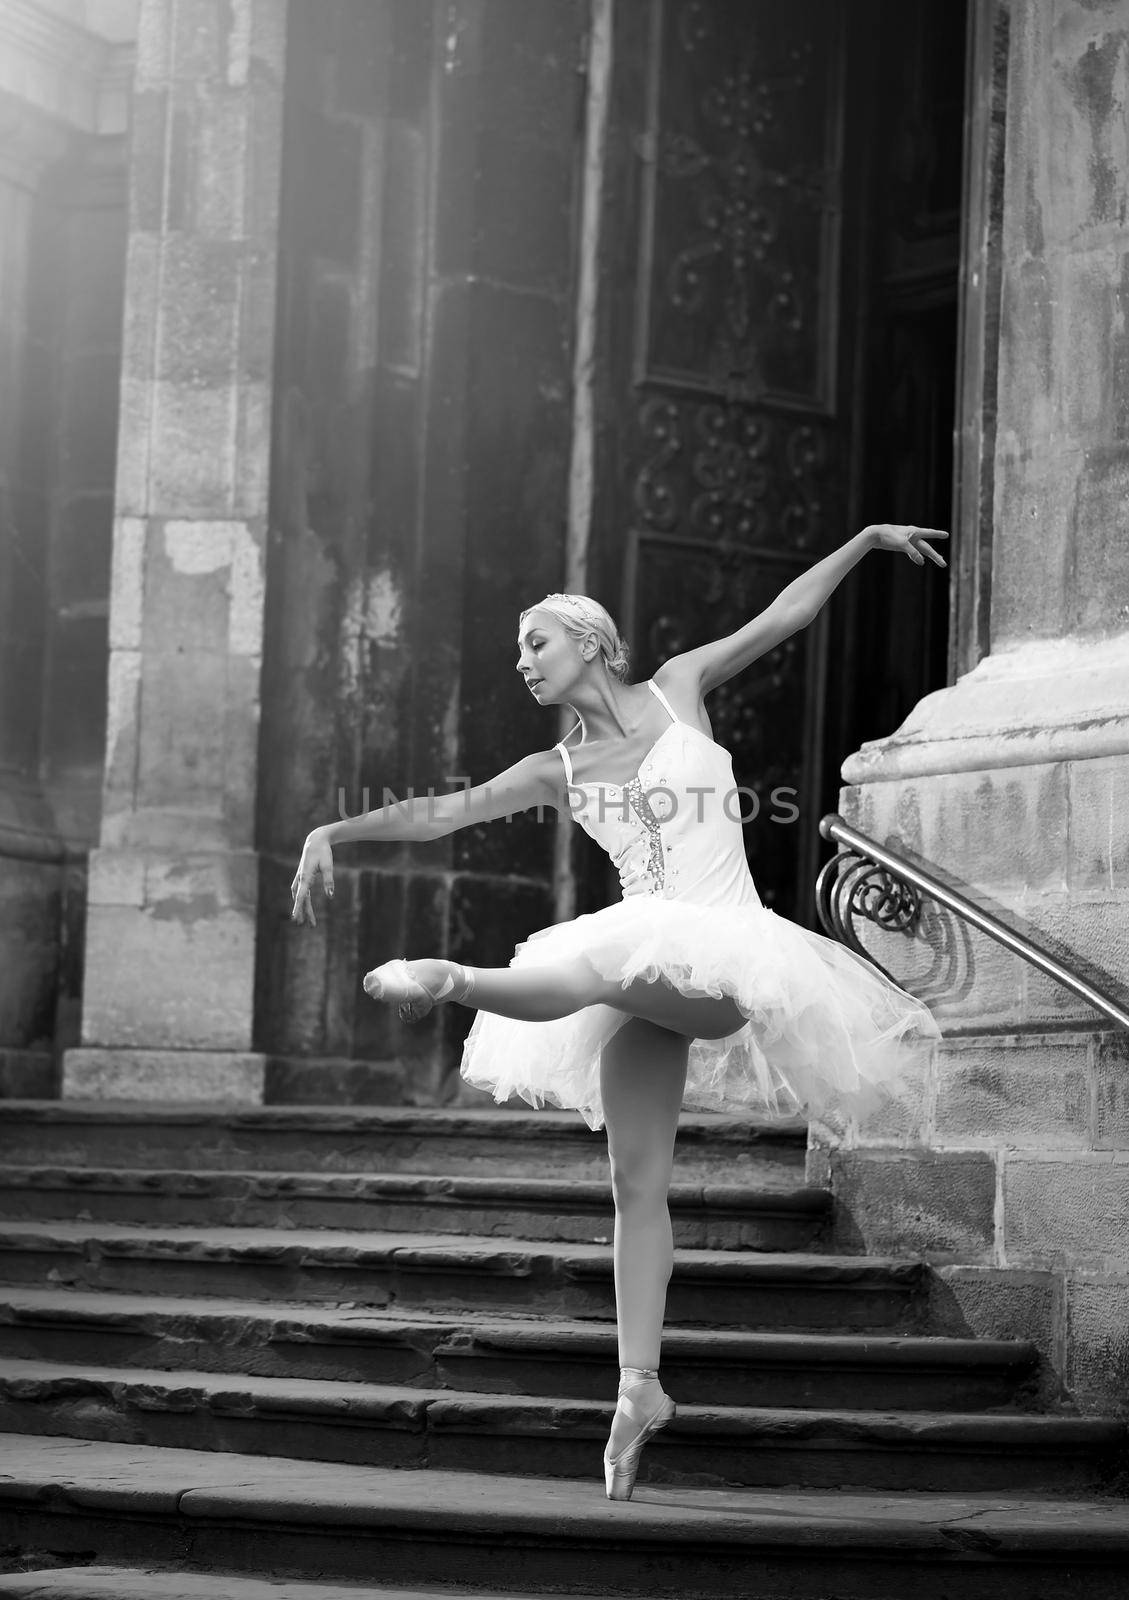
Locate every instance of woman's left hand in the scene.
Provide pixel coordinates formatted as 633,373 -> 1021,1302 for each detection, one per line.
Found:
865,524 -> 949,567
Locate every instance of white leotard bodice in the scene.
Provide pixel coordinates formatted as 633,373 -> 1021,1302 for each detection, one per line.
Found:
555,680 -> 762,910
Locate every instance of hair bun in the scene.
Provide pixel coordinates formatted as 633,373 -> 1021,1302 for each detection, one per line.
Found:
605,638 -> 631,682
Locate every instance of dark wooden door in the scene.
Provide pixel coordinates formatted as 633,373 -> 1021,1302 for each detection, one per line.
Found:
587,0 -> 962,926
590,0 -> 862,923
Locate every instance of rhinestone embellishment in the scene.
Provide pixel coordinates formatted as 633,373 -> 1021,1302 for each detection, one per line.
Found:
625,777 -> 664,892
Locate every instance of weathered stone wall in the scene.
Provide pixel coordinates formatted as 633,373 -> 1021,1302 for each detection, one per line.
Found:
254,0 -> 586,1106
826,0 -> 1129,1414
0,5 -> 130,1096
63,0 -> 287,1100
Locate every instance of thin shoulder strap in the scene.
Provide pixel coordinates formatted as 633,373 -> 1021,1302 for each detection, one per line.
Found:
647,678 -> 681,725
554,724 -> 581,785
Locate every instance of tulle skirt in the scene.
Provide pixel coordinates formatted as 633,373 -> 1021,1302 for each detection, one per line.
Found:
459,895 -> 940,1132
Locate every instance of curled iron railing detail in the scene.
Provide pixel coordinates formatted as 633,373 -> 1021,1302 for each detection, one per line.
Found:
816,814 -> 1129,1032
815,851 -> 922,984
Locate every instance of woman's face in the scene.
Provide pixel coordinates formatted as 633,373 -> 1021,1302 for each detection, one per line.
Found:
516,609 -> 589,704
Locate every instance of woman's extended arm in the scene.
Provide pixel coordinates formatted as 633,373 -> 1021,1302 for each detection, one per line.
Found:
664,523 -> 948,696
290,749 -> 560,926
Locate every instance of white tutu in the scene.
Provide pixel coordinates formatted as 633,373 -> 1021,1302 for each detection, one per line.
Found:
459,895 -> 940,1132
460,679 -> 939,1132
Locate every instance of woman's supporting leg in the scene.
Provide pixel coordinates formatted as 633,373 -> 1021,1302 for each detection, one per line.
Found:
375,955 -> 745,1040
600,1016 -> 688,1458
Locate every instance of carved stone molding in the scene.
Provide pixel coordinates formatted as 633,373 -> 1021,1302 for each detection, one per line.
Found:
0,0 -> 134,138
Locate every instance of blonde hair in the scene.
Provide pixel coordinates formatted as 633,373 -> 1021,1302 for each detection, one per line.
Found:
520,592 -> 631,682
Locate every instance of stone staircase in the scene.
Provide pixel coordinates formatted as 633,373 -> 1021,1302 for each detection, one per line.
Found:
0,1100 -> 1126,1600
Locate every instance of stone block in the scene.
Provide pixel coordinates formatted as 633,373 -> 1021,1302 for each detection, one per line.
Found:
1004,1154 -> 1129,1268
247,0 -> 288,79
849,1053 -> 930,1147
128,90 -> 170,231
1018,892 -> 1129,1027
120,232 -> 162,381
926,1265 -> 1064,1394
81,898 -> 256,1051
233,381 -> 272,514
144,850 -> 258,914
1052,13 -> 1129,245
990,442 -> 1078,646
171,0 -> 224,83
1069,446 -> 1129,631
1095,1028 -> 1129,1149
108,517 -> 145,651
113,376 -> 155,515
244,77 -> 286,240
136,648 -> 228,807
1069,754 -> 1129,892
194,91 -> 251,238
101,647 -> 142,817
87,848 -> 146,908
933,1032 -> 1091,1149
831,1149 -> 998,1261
922,763 -> 1068,894
237,250 -> 278,384
153,238 -> 243,388
149,380 -> 237,516
1057,252 -> 1128,445
837,777 -> 923,853
892,912 -> 1025,1032
135,2 -> 174,90
1066,1273 -> 1129,1415
64,1046 -> 265,1101
142,526 -> 231,656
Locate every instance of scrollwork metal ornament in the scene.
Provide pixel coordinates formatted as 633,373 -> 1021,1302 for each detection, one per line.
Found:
816,849 -> 924,983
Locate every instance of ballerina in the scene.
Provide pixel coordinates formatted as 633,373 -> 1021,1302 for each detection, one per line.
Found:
290,520 -> 948,1500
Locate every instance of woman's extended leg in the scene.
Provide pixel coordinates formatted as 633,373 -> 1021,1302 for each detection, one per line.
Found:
366,954 -> 746,1040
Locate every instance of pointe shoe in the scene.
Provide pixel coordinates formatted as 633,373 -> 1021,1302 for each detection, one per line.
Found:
603,1380 -> 676,1501
362,958 -> 466,1022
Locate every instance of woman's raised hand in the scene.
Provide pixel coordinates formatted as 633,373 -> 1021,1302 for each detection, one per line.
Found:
290,827 -> 335,927
865,524 -> 949,567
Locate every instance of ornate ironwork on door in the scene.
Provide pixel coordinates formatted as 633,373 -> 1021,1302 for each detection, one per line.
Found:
615,0 -> 848,919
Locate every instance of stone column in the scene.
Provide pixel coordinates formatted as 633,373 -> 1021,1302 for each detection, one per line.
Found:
64,0 -> 286,1100
825,0 -> 1129,1413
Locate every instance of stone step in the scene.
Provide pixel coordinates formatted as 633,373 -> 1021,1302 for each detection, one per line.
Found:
0,1572 -> 589,1600
0,1573 -> 582,1600
3,1436 -> 1128,1599
0,1223 -> 924,1331
0,1166 -> 830,1251
0,1104 -> 807,1183
1,1359 -> 1119,1494
0,1289 -> 1039,1411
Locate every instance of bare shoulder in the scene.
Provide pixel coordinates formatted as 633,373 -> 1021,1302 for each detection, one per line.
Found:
507,745 -> 568,805
651,659 -> 715,739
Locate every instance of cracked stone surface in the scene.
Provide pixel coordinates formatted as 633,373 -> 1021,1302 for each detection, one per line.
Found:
3,1437 -> 1129,1553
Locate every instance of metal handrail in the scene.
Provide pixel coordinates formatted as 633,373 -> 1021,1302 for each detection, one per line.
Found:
817,813 -> 1129,1032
